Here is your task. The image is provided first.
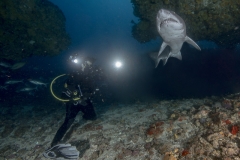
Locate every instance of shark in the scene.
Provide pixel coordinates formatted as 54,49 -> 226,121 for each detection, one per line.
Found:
155,9 -> 201,67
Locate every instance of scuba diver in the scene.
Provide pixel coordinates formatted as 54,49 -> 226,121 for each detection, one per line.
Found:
44,55 -> 106,159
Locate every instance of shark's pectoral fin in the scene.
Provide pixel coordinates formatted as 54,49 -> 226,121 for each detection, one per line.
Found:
185,36 -> 201,51
158,42 -> 167,57
170,51 -> 182,60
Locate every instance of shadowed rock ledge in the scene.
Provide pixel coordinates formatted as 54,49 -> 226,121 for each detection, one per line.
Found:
0,0 -> 71,60
131,0 -> 240,48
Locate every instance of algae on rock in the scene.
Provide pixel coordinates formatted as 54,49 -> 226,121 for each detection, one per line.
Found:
0,0 -> 71,60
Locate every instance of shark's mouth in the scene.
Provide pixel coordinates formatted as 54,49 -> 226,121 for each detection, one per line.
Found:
160,18 -> 178,27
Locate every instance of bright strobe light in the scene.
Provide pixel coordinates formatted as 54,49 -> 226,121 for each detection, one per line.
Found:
73,59 -> 78,63
115,61 -> 122,68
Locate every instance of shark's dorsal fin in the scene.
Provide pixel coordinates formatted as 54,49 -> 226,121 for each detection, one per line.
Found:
170,51 -> 182,60
158,42 -> 168,57
185,36 -> 201,51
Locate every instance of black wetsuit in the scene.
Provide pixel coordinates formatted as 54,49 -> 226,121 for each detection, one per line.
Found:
51,98 -> 96,147
51,63 -> 103,147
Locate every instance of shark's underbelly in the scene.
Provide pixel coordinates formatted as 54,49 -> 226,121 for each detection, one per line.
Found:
160,30 -> 185,42
162,36 -> 184,53
169,41 -> 183,54
160,27 -> 185,54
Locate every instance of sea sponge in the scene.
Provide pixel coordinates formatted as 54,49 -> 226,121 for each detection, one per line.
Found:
0,0 -> 70,60
222,99 -> 233,110
146,121 -> 164,138
231,125 -> 238,135
224,119 -> 231,125
182,149 -> 189,156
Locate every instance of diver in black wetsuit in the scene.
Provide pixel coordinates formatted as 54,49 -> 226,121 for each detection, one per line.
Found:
44,56 -> 106,159
50,74 -> 97,147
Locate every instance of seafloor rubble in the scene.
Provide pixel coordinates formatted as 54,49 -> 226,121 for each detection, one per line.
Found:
0,0 -> 70,61
131,0 -> 240,48
1,93 -> 240,159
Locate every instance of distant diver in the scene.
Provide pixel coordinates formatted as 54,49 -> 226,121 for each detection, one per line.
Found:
153,9 -> 201,67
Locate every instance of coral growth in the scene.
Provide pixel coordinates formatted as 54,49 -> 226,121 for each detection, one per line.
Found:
0,0 -> 70,60
224,119 -> 231,125
146,121 -> 164,138
231,125 -> 238,135
222,99 -> 233,110
131,0 -> 240,48
182,149 -> 189,156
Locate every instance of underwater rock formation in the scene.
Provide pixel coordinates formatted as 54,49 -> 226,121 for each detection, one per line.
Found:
131,0 -> 240,48
0,0 -> 70,60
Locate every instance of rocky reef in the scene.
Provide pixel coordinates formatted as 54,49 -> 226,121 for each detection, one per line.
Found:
0,0 -> 70,61
2,92 -> 240,159
131,0 -> 240,48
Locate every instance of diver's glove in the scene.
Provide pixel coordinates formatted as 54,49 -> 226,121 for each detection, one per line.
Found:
43,143 -> 79,159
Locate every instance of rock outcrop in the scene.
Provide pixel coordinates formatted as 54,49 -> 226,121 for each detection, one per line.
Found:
0,0 -> 70,60
131,0 -> 240,48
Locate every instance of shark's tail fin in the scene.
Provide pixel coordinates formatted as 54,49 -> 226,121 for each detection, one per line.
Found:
149,46 -> 172,67
149,52 -> 161,68
162,58 -> 168,66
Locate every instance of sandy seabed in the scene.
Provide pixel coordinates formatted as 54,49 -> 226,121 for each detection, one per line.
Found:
1,94 -> 240,160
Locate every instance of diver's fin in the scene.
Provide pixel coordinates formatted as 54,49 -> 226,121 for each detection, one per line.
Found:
43,143 -> 79,159
170,51 -> 182,60
158,42 -> 168,57
185,36 -> 201,50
